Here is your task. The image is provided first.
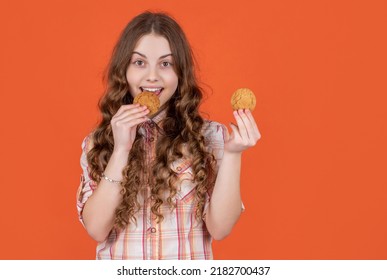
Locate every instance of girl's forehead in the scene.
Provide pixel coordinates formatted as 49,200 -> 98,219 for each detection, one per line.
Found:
133,34 -> 172,57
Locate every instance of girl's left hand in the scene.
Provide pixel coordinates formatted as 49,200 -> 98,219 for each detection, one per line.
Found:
224,109 -> 261,154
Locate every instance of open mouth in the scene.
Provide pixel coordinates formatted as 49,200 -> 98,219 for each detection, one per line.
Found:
140,87 -> 164,97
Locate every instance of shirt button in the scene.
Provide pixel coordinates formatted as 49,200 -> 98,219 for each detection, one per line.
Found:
150,227 -> 156,233
149,123 -> 155,128
149,137 -> 154,142
176,166 -> 182,171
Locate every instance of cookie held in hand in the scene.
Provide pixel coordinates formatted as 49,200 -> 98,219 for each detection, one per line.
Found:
133,91 -> 160,116
231,88 -> 256,111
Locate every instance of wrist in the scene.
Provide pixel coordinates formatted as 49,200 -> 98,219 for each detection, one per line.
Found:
109,150 -> 130,167
223,150 -> 242,158
112,148 -> 130,158
101,173 -> 123,185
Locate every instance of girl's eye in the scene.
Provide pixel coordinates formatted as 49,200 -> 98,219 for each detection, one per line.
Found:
134,60 -> 145,66
161,61 -> 172,67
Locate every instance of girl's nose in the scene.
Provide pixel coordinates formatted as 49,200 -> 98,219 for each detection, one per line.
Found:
146,67 -> 159,82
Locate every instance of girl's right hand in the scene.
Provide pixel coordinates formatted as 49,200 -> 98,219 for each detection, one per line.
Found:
110,104 -> 149,154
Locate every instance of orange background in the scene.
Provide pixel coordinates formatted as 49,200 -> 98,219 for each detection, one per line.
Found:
0,0 -> 386,259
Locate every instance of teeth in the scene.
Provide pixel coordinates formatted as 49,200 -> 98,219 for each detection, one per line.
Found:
142,87 -> 162,93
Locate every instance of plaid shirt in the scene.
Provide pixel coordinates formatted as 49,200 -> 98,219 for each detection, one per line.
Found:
77,111 -> 226,259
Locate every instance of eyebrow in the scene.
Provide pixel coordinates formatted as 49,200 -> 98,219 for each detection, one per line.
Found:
132,51 -> 173,59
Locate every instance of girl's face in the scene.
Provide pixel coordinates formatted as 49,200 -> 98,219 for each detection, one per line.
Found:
126,33 -> 178,108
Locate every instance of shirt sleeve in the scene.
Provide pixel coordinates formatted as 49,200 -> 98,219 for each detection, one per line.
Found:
76,134 -> 97,227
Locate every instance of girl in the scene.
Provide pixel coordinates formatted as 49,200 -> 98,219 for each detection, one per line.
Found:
77,11 -> 261,260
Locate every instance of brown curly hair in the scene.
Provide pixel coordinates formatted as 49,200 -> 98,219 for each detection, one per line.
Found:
86,12 -> 217,229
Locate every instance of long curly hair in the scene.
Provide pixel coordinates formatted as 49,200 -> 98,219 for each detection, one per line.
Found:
87,11 -> 217,229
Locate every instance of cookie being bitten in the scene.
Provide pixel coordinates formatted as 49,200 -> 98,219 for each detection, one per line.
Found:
231,88 -> 256,111
133,91 -> 160,116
